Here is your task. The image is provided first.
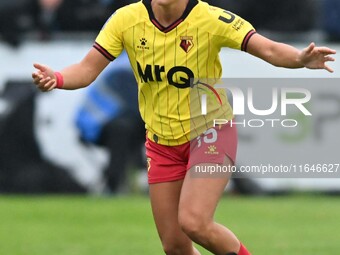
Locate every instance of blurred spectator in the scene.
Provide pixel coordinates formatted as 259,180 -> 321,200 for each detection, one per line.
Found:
1,0 -> 320,45
75,51 -> 145,193
56,0 -> 138,32
30,0 -> 138,39
29,0 -> 107,39
99,0 -> 138,10
55,0 -> 110,32
207,0 -> 317,32
33,0 -> 63,39
0,0 -> 32,47
322,0 -> 340,42
0,0 -> 136,44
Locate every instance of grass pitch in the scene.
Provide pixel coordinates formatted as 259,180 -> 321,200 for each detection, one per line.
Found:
0,194 -> 339,255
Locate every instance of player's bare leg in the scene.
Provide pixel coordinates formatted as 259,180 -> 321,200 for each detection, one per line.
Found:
149,180 -> 201,255
178,156 -> 250,255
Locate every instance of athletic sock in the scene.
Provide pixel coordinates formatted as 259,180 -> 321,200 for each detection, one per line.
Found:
226,243 -> 251,255
237,243 -> 251,255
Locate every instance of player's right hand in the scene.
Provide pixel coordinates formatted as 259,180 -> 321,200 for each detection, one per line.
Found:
32,63 -> 57,92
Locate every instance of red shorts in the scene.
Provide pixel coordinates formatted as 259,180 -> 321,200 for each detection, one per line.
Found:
145,123 -> 238,184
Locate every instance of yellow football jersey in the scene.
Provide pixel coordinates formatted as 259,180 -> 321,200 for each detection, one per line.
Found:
94,0 -> 255,146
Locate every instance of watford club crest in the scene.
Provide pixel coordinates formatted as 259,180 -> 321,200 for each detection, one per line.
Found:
180,36 -> 194,53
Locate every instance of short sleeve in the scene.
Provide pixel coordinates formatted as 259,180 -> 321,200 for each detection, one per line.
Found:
212,9 -> 256,51
94,10 -> 124,61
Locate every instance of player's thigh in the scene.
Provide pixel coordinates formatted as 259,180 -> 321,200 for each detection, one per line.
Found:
149,180 -> 192,245
179,123 -> 237,220
179,156 -> 233,223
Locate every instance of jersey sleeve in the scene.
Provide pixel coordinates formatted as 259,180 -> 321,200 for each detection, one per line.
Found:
94,10 -> 124,61
211,8 -> 256,52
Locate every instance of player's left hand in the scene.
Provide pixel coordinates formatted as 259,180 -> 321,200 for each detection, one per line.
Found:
299,43 -> 336,73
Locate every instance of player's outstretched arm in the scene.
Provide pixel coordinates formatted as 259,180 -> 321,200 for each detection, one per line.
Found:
246,33 -> 336,73
32,48 -> 110,92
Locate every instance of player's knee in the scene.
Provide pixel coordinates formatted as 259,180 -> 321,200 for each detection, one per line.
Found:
178,209 -> 211,241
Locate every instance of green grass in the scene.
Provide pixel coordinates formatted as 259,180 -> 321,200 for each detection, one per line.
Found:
0,194 -> 339,255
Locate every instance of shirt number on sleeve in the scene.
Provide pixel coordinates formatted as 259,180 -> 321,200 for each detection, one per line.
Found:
218,11 -> 236,24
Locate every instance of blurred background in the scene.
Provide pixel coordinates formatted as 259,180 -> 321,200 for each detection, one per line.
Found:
0,0 -> 339,195
0,1 -> 340,254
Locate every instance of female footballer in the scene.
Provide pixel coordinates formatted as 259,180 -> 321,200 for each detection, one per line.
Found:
32,0 -> 336,254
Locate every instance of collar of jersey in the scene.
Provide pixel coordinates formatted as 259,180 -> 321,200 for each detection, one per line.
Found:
142,0 -> 198,33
